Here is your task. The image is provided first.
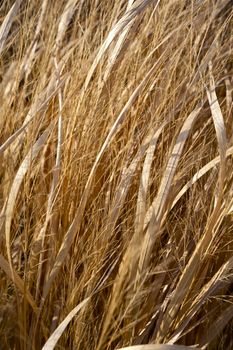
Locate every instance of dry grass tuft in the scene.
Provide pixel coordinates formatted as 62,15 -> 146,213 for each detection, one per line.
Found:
0,1 -> 233,349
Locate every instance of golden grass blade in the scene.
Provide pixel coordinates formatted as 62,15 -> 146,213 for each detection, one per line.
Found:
116,345 -> 200,350
0,78 -> 66,156
0,60 -> 17,100
206,61 -> 227,195
0,0 -> 22,56
225,73 -> 232,113
128,0 -> 136,7
83,0 -> 156,92
103,19 -> 133,83
0,121 -> 29,155
135,119 -> 170,235
171,145 -> 233,211
0,254 -> 38,313
139,105 -> 202,270
22,73 -> 67,127
41,297 -> 90,350
0,201 -> 7,241
5,127 -> 51,267
53,57 -> 63,171
103,0 -> 160,82
55,0 -> 78,53
35,0 -> 49,39
108,143 -> 149,227
109,123 -> 166,231
146,105 -> 203,226
22,0 -> 49,78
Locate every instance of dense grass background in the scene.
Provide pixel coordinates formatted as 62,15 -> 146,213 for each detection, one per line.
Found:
0,0 -> 233,349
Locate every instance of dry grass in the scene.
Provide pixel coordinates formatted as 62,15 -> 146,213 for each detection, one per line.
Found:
0,0 -> 233,349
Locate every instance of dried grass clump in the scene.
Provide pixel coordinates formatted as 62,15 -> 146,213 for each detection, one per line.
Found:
0,0 -> 233,349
